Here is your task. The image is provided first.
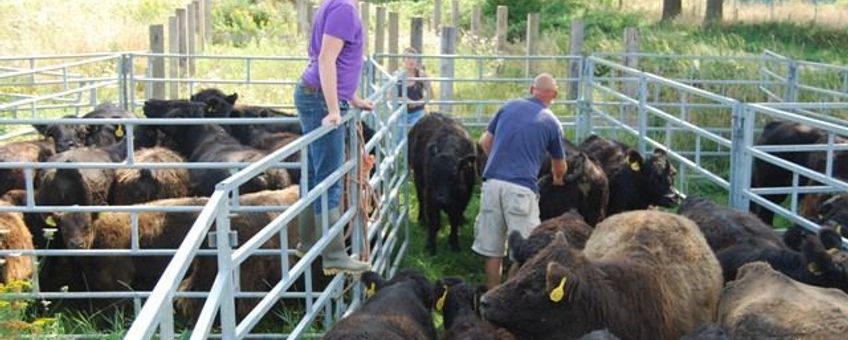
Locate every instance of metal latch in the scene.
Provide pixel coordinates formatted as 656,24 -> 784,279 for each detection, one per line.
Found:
207,231 -> 239,248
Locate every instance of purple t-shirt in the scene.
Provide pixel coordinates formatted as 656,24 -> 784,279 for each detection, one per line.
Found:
301,0 -> 363,101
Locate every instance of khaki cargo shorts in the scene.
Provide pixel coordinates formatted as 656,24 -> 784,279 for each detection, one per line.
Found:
472,179 -> 541,257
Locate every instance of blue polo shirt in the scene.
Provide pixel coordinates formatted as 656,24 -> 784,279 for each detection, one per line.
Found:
482,97 -> 565,192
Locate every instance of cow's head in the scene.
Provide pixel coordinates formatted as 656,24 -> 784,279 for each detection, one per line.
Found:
361,269 -> 434,308
428,142 -> 477,207
33,115 -> 88,153
482,232 -> 589,339
191,88 -> 238,106
635,148 -> 682,207
144,100 -> 207,137
434,276 -> 487,329
50,212 -> 97,249
112,168 -> 159,205
508,212 -> 589,269
801,231 -> 848,292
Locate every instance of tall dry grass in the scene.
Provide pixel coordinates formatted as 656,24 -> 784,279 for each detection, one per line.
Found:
624,0 -> 848,29
0,0 -> 189,55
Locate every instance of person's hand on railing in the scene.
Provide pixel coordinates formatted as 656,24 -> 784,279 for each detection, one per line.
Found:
322,109 -> 342,127
352,96 -> 374,111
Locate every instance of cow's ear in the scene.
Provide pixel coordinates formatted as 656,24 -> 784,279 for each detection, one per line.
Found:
802,235 -> 833,277
545,261 -> 570,304
226,93 -> 239,105
624,150 -> 643,172
433,282 -> 449,313
507,230 -> 527,263
361,271 -> 385,298
652,148 -> 667,157
818,224 -> 843,251
33,124 -> 51,136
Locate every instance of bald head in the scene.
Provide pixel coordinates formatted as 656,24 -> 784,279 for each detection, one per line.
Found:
531,73 -> 558,106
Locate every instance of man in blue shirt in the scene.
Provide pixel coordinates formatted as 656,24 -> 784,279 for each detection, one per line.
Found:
473,73 -> 567,289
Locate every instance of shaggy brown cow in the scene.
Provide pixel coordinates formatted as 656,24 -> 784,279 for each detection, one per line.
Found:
718,262 -> 848,339
324,270 -> 437,340
1,190 -> 27,207
0,199 -> 34,284
110,147 -> 190,205
507,212 -> 593,269
0,139 -> 55,194
175,186 -> 301,320
481,211 -> 723,340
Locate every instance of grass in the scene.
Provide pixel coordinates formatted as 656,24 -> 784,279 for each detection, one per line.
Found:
1,0 -> 845,336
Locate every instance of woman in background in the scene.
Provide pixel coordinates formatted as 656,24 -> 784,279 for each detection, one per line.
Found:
398,47 -> 434,126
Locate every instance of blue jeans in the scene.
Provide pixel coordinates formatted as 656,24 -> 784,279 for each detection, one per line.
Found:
394,107 -> 426,143
294,83 -> 348,213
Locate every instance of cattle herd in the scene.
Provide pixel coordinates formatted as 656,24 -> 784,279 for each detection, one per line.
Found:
1,95 -> 847,338
328,114 -> 848,339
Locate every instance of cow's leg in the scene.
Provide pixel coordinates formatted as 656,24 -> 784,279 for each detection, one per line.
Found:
426,205 -> 441,255
414,179 -> 427,224
752,194 -> 785,226
448,210 -> 462,251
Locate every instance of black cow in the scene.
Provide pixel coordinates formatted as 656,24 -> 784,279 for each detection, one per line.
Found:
679,197 -> 848,292
409,113 -> 478,254
578,135 -> 682,215
0,139 -> 55,194
324,270 -> 436,340
33,102 -> 135,153
785,195 -> 848,251
435,277 -> 516,340
143,99 -> 290,196
538,140 -> 609,225
190,88 -> 302,136
750,121 -> 826,225
507,212 -> 593,269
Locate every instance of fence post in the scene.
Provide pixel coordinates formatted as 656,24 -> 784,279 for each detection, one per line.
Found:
440,26 -> 457,114
375,6 -> 386,63
729,103 -> 753,210
577,57 -> 595,141
568,20 -> 585,101
176,9 -> 188,80
194,0 -> 205,52
360,1 -> 370,56
149,25 -> 166,100
388,11 -> 399,72
637,75 -> 648,155
297,0 -> 309,36
168,16 -> 179,99
525,13 -> 540,76
496,6 -> 508,53
410,17 -> 424,55
187,2 -> 198,76
471,6 -> 482,37
204,0 -> 213,41
784,60 -> 799,103
623,27 -> 639,98
434,0 -> 442,32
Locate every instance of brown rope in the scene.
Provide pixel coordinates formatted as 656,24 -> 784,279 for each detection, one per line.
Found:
345,122 -> 379,261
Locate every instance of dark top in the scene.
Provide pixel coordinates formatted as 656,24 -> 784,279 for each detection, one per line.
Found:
483,97 -> 566,192
397,68 -> 427,112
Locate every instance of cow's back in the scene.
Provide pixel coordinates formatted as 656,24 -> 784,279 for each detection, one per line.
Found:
584,211 -> 724,338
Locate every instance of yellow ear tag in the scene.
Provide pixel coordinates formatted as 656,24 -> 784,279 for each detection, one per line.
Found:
365,282 -> 376,299
115,125 -> 125,138
436,285 -> 448,312
45,216 -> 57,227
630,161 -> 641,172
96,212 -> 107,220
835,224 -> 843,236
827,248 -> 840,256
549,277 -> 567,303
807,263 -> 823,276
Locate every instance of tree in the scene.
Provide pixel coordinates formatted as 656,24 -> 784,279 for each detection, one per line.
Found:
662,0 -> 682,22
704,0 -> 724,25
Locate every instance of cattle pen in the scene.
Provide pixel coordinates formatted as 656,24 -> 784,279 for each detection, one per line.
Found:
0,48 -> 847,339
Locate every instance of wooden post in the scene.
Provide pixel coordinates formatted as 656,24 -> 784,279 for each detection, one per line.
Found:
388,11 -> 399,72
176,9 -> 188,79
496,6 -> 508,53
187,3 -> 197,76
568,20 -> 585,101
471,6 -> 482,37
360,1 -> 370,56
525,12 -> 540,76
410,17 -> 424,55
624,27 -> 639,69
194,0 -> 205,52
440,26 -> 456,114
433,0 -> 442,32
168,16 -> 179,99
204,0 -> 212,41
149,25 -> 166,100
451,0 -> 460,27
309,5 -> 318,28
297,0 -> 309,36
375,6 -> 386,63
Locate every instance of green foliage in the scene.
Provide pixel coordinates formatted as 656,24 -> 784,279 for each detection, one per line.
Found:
213,0 -> 295,47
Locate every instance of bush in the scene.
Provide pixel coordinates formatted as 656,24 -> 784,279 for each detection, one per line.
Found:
483,0 -> 617,41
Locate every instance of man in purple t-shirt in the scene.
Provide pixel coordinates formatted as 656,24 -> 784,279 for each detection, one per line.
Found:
294,0 -> 373,275
473,73 -> 567,290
